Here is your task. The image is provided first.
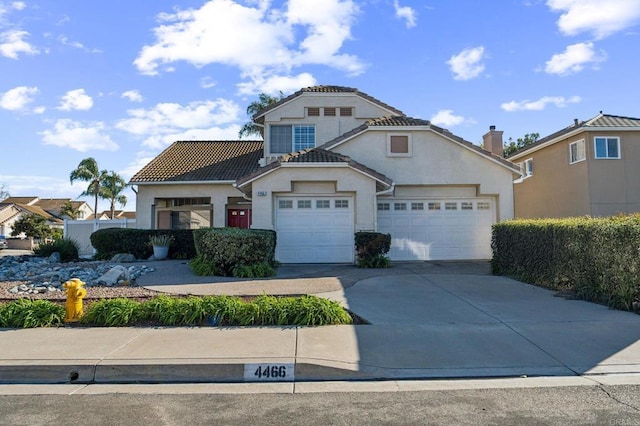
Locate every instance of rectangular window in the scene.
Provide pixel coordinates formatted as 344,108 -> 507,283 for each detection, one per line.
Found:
339,107 -> 353,117
335,199 -> 349,208
307,107 -> 320,117
394,203 -> 407,211
377,203 -> 390,211
324,107 -> 336,116
316,200 -> 330,209
477,201 -> 491,210
461,202 -> 473,210
445,202 -> 457,210
411,202 -> 424,211
569,139 -> 586,164
388,134 -> 411,157
293,125 -> 315,151
428,202 -> 441,210
298,200 -> 311,209
279,200 -> 293,209
594,137 -> 620,159
270,125 -> 315,153
524,158 -> 533,177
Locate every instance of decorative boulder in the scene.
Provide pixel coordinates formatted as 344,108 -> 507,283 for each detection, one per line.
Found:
96,265 -> 130,286
110,253 -> 137,263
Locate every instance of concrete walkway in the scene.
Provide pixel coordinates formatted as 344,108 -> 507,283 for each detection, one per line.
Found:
2,260 -> 640,384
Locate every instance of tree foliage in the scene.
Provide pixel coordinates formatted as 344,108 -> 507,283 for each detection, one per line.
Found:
69,158 -> 127,218
100,171 -> 128,219
11,214 -> 53,239
60,200 -> 82,220
238,92 -> 285,139
503,133 -> 540,157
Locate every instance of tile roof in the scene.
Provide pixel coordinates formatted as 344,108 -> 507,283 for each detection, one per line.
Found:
130,140 -> 263,183
318,116 -> 520,173
1,197 -> 39,205
252,85 -> 404,120
235,148 -> 393,188
509,113 -> 640,158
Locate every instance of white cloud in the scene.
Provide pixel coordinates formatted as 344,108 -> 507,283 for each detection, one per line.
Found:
237,72 -> 316,96
501,95 -> 582,112
547,0 -> 640,39
430,109 -> 466,127
447,46 -> 486,80
0,85 -> 37,110
58,89 -> 94,111
40,119 -> 119,152
134,0 -> 363,93
394,0 -> 417,28
115,98 -> 242,149
0,30 -> 39,59
121,90 -> 143,103
11,2 -> 26,11
200,77 -> 217,89
140,126 -> 242,150
57,35 -> 101,53
544,42 -> 606,75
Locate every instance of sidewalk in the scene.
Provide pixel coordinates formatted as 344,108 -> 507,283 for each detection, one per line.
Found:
2,261 -> 640,384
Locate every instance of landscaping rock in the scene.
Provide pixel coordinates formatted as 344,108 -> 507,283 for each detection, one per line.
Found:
110,253 -> 137,263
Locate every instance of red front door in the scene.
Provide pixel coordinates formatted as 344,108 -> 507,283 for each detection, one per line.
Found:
227,208 -> 252,229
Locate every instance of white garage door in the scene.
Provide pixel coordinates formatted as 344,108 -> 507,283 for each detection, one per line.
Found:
276,196 -> 354,263
377,198 -> 495,261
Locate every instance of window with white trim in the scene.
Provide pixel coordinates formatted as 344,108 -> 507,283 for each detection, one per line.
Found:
411,202 -> 424,211
316,200 -> 330,209
270,125 -> 316,154
335,200 -> 349,208
569,139 -> 586,164
477,201 -> 491,210
298,200 -> 311,209
594,137 -> 620,159
377,203 -> 390,211
461,202 -> 473,210
279,200 -> 293,209
428,202 -> 441,210
524,158 -> 533,177
394,202 -> 407,211
445,202 -> 457,210
387,134 -> 412,157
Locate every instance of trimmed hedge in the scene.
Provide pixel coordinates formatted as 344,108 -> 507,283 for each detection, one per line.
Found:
492,215 -> 640,311
90,228 -> 196,260
193,228 -> 276,276
355,231 -> 391,268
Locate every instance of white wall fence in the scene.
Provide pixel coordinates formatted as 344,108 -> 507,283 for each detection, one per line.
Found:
64,219 -> 137,258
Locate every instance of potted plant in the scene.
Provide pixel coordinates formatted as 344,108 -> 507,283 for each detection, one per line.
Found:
149,233 -> 174,260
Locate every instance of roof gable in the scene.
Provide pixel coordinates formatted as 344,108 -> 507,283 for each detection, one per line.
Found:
319,115 -> 520,174
252,85 -> 404,121
130,140 -> 263,183
509,113 -> 640,160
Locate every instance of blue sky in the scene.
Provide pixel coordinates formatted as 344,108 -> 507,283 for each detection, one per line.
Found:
1,0 -> 639,213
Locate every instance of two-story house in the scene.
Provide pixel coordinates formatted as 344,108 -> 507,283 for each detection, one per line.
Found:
509,113 -> 640,218
130,86 -> 520,263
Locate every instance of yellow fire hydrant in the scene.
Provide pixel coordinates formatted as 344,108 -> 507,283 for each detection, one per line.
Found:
63,278 -> 87,323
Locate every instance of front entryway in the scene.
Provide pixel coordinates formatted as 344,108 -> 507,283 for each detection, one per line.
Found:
275,196 -> 354,263
227,208 -> 252,229
377,198 -> 495,260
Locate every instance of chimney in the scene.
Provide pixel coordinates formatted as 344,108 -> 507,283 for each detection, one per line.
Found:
483,125 -> 503,157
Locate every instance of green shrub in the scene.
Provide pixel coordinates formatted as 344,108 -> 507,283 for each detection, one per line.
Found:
141,296 -> 208,326
34,238 -> 80,262
189,255 -> 218,276
492,215 -> 640,311
90,228 -> 196,260
81,298 -> 143,326
0,299 -> 65,328
232,262 -> 276,278
193,228 -> 277,276
355,232 -> 391,268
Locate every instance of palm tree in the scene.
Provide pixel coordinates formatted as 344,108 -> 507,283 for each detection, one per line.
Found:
60,200 -> 81,220
100,171 -> 128,219
69,157 -> 108,218
238,92 -> 285,139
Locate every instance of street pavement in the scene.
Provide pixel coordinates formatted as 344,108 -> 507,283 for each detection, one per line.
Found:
1,259 -> 640,385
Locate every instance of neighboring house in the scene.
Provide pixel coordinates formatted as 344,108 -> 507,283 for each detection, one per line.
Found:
86,210 -> 136,220
508,113 -> 640,218
131,86 -> 520,263
0,197 -> 93,237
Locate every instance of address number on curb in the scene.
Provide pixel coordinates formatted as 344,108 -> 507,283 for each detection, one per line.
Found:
244,363 -> 295,381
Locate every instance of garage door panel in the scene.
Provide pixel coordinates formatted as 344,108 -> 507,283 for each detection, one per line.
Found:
276,197 -> 354,263
378,198 -> 495,261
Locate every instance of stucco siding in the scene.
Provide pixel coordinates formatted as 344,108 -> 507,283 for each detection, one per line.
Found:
514,135 -> 590,218
135,183 -> 244,229
248,166 -> 378,231
332,129 -> 515,221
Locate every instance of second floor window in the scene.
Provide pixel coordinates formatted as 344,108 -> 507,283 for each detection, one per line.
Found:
594,137 -> 620,159
270,125 -> 316,153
